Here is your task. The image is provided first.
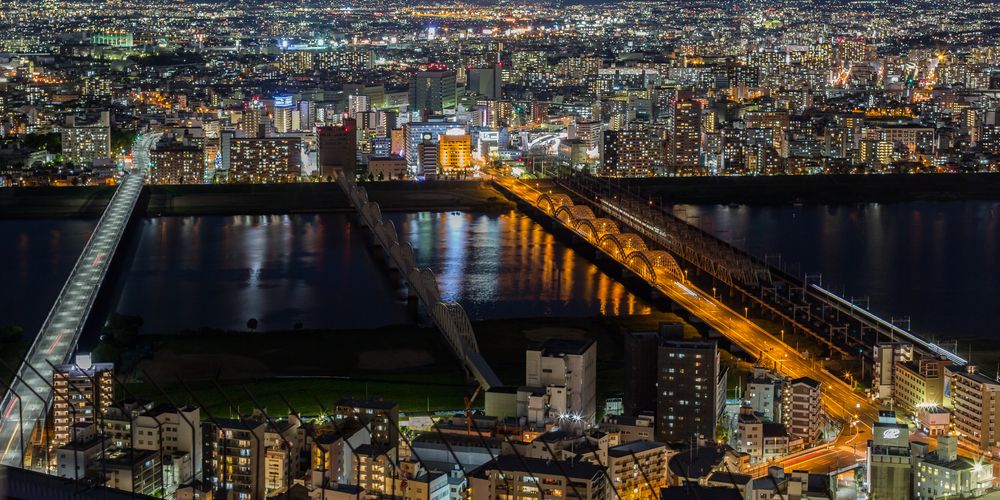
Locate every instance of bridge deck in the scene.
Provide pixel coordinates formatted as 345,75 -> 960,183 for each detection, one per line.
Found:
0,138 -> 151,467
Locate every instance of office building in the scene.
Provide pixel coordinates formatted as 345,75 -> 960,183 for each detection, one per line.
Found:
403,121 -> 454,166
418,137 -> 439,178
437,129 -> 472,176
893,356 -> 951,413
273,94 -> 295,133
656,338 -> 727,444
51,353 -> 114,447
468,66 -> 503,99
62,112 -> 111,165
867,410 -> 911,500
409,71 -> 457,113
317,119 -> 357,179
525,338 -> 597,422
782,377 -> 822,445
229,137 -> 301,183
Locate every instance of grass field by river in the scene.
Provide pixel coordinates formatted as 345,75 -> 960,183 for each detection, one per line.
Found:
128,312 -> 706,416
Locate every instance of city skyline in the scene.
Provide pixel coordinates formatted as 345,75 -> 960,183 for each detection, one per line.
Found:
1,0 -> 1000,498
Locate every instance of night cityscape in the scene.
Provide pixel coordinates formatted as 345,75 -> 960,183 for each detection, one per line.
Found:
1,0 -> 1000,498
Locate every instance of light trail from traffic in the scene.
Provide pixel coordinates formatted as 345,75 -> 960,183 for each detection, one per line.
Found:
497,176 -> 880,475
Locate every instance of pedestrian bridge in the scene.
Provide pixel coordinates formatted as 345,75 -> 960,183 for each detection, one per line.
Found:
0,165 -> 147,468
336,174 -> 502,390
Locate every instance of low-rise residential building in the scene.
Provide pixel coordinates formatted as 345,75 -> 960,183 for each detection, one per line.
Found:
600,413 -> 656,445
607,440 -> 670,499
467,455 -> 609,500
736,407 -> 790,464
912,435 -> 992,499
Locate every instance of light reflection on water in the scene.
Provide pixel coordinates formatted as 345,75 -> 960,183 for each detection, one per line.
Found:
389,210 -> 651,320
105,211 -> 649,333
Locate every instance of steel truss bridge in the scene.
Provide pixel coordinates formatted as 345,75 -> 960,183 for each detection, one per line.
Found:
335,173 -> 502,390
0,134 -> 156,468
554,174 -> 965,366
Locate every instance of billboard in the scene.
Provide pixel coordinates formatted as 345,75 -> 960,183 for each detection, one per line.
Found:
274,94 -> 294,109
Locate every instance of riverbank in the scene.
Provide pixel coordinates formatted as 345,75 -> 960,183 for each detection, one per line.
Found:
126,313 -> 707,416
0,180 -> 514,219
4,174 -> 1000,218
616,173 -> 1000,205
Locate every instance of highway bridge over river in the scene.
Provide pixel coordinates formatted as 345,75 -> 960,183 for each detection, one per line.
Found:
0,133 -> 158,468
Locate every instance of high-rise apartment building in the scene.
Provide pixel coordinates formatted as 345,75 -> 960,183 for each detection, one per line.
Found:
51,353 -> 114,447
229,137 -> 301,183
666,98 -> 702,171
781,377 -> 822,445
745,367 -> 786,423
946,365 -> 1000,453
606,441 -> 669,498
209,418 -> 266,500
601,128 -> 657,176
656,338 -> 727,444
62,112 -> 111,165
150,139 -> 204,184
525,339 -> 597,422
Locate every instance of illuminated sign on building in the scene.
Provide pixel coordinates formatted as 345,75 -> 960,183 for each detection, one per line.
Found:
274,95 -> 294,109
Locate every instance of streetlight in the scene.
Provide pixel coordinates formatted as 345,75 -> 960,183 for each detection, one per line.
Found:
781,329 -> 785,342
744,306 -> 749,317
712,287 -> 717,299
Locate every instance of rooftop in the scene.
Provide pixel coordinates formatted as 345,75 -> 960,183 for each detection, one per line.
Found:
530,338 -> 595,357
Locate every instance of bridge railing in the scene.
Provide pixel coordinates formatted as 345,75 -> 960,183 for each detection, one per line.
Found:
0,168 -> 147,465
333,173 -> 501,390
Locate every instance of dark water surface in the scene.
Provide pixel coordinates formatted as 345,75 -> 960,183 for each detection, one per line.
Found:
3,201 -> 998,340
671,201 -> 1000,341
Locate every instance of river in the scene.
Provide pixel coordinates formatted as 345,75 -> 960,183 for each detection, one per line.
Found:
2,201 -> 997,341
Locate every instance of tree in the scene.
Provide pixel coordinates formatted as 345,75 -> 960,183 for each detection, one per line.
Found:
246,318 -> 258,332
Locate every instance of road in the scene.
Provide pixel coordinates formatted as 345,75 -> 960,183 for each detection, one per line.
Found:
0,132 -> 158,469
497,177 -> 879,475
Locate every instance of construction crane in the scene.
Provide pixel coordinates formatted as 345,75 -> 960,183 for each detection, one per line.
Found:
465,384 -> 482,434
